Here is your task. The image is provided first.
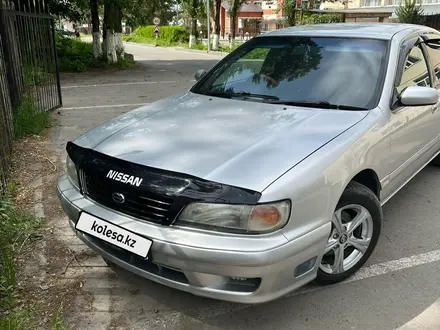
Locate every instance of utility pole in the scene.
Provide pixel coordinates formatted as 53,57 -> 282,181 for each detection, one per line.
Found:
207,0 -> 211,52
176,3 -> 179,25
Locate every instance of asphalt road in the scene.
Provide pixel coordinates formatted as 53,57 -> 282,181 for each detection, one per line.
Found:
56,43 -> 440,330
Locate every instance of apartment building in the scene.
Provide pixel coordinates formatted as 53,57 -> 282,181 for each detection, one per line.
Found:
257,0 -> 286,32
321,0 -> 440,16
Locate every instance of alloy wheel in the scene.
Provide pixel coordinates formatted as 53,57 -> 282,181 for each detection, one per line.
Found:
320,204 -> 374,275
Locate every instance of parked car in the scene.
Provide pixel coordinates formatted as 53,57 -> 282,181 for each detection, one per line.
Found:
55,28 -> 76,37
57,23 -> 440,303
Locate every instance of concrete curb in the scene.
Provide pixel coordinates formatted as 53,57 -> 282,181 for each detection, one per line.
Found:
172,47 -> 230,56
123,41 -> 229,56
81,38 -> 230,57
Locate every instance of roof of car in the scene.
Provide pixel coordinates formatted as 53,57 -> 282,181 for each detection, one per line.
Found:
261,23 -> 433,40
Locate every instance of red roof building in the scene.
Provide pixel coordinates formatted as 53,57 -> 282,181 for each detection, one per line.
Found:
220,1 -> 263,38
219,1 -> 290,38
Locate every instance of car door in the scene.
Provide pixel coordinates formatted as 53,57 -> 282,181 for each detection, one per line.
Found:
422,30 -> 440,137
387,41 -> 440,191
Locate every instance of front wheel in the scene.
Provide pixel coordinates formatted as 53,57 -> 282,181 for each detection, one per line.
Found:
315,181 -> 383,285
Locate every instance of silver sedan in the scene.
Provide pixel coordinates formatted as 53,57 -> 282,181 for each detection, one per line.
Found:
57,23 -> 440,303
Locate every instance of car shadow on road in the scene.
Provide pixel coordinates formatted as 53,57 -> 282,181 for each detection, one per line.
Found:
60,59 -> 221,87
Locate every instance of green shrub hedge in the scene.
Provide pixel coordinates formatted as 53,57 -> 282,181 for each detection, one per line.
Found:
300,13 -> 344,25
123,26 -> 189,46
56,35 -> 136,72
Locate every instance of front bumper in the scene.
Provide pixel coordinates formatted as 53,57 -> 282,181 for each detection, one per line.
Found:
57,174 -> 331,304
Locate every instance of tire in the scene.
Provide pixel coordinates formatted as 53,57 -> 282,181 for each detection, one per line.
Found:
315,181 -> 383,285
430,154 -> 440,166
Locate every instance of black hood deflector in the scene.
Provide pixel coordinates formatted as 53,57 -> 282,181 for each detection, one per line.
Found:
67,142 -> 261,224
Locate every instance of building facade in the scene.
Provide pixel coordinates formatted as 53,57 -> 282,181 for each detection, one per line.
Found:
321,0 -> 440,16
219,1 -> 290,37
220,1 -> 263,37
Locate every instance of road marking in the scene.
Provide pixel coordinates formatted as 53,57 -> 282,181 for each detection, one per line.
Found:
196,249 -> 440,319
61,80 -> 192,89
62,103 -> 147,110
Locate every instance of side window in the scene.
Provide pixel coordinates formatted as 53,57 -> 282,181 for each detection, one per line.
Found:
396,46 -> 431,94
425,35 -> 440,85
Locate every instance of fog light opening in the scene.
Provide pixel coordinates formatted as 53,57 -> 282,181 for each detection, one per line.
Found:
294,256 -> 317,277
230,277 -> 247,281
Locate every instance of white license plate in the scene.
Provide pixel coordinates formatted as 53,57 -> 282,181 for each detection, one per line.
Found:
75,213 -> 152,258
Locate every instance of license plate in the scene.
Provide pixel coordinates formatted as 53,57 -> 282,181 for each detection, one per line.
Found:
75,213 -> 152,258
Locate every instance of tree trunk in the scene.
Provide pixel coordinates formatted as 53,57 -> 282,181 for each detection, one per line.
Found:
189,18 -> 197,48
90,0 -> 101,58
213,0 -> 221,50
230,14 -> 236,46
103,0 -> 118,63
114,6 -> 123,59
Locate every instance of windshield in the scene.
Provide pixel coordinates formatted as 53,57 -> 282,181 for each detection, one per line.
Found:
191,36 -> 389,110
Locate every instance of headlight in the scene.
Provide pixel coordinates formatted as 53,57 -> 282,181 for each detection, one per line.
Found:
66,155 -> 79,189
175,200 -> 290,234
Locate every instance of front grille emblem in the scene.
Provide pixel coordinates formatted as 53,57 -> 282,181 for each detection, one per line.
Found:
112,192 -> 125,204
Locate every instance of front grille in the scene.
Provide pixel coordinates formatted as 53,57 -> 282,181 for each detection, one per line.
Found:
81,170 -> 174,224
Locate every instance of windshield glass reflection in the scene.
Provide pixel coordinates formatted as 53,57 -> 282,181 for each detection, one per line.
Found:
192,36 -> 389,110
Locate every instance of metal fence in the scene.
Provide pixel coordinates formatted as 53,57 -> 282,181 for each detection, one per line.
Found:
0,36 -> 14,194
425,13 -> 440,31
0,0 -> 62,194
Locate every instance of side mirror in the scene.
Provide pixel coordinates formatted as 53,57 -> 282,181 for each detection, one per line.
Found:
195,69 -> 206,81
400,86 -> 438,106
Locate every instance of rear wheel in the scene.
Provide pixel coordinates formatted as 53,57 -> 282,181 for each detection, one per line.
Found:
315,181 -> 382,285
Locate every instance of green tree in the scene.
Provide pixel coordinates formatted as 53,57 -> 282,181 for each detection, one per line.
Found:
124,0 -> 176,28
46,0 -> 89,22
228,0 -> 247,46
277,0 -> 296,26
181,0 -> 203,47
395,0 -> 425,24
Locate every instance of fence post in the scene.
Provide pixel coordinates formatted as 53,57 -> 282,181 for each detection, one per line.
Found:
51,19 -> 63,107
0,5 -> 24,111
0,35 -> 14,195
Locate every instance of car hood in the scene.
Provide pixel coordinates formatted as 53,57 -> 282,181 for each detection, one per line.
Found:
74,92 -> 368,192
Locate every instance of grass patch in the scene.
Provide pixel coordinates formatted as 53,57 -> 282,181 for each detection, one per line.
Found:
187,42 -> 242,53
122,34 -> 186,48
51,303 -> 68,330
122,25 -> 189,46
0,194 -> 70,329
23,65 -> 52,89
13,94 -> 51,140
0,195 -> 42,329
57,35 -> 136,72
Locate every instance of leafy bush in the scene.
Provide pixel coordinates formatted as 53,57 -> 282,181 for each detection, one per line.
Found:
300,13 -> 344,25
191,43 -> 208,50
13,94 -> 51,139
396,0 -> 425,24
23,65 -> 52,88
187,42 -> 242,53
56,35 -> 136,72
123,26 -> 189,46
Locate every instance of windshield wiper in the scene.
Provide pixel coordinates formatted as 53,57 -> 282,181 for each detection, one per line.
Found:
205,91 -> 279,101
263,99 -> 368,111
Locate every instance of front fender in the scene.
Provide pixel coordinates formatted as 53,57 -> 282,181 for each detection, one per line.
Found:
260,108 -> 387,242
